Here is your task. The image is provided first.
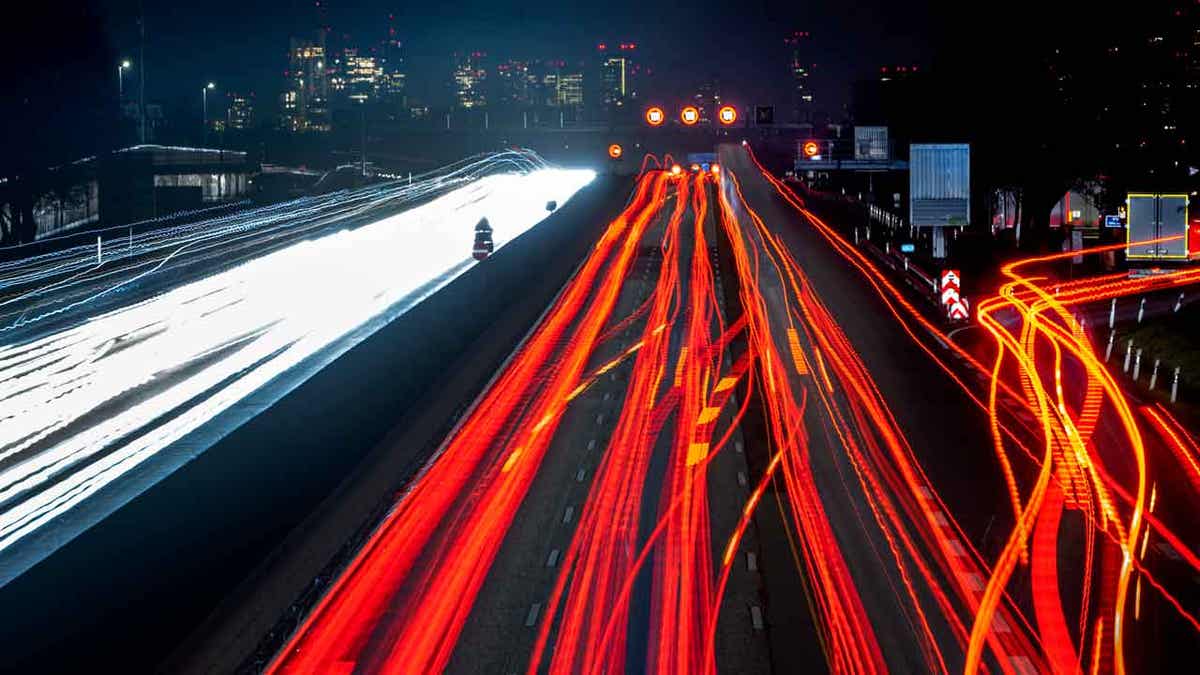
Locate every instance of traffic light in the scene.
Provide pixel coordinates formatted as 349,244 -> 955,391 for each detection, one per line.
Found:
680,106 -> 700,126
717,105 -> 738,125
802,141 -> 820,158
645,106 -> 665,127
754,105 -> 774,125
608,143 -> 623,159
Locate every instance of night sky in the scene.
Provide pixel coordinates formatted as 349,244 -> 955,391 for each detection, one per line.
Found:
92,0 -> 939,113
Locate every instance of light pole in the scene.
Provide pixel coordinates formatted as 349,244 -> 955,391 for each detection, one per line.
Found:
202,82 -> 215,140
118,60 -> 131,99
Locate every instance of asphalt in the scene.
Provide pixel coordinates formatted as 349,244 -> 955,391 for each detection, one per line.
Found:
0,175 -> 627,674
719,145 -> 1013,672
446,176 -> 772,674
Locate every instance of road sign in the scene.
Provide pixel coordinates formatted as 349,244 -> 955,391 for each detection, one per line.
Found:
900,243 -> 916,253
1104,215 -> 1123,228
754,105 -> 774,125
680,106 -> 700,125
718,105 -> 738,125
940,269 -> 961,309
645,106 -> 665,126
947,297 -> 970,321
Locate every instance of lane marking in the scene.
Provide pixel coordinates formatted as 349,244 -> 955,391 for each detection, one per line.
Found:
587,439 -> 596,451
786,328 -> 810,375
576,468 -> 586,482
562,506 -> 575,524
697,406 -> 722,425
525,603 -> 542,627
687,442 -> 710,466
737,471 -> 748,487
713,376 -> 738,393
747,552 -> 758,572
750,606 -> 765,630
546,549 -> 560,567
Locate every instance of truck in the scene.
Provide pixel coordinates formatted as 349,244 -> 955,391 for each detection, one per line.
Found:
473,217 -> 494,261
1126,193 -> 1191,262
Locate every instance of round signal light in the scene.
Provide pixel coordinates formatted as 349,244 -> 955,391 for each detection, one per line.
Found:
718,106 -> 738,125
645,106 -> 666,126
680,106 -> 700,126
608,143 -> 623,159
802,141 -> 820,158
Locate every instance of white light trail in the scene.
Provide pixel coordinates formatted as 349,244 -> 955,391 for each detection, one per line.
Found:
0,163 -> 593,578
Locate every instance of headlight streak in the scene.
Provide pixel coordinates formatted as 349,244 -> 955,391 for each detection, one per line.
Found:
0,154 -> 593,569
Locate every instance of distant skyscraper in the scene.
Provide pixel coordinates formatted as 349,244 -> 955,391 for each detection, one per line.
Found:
557,71 -> 584,107
226,93 -> 255,130
785,31 -> 814,122
281,31 -> 331,132
378,23 -> 407,113
333,47 -> 383,104
598,42 -> 638,108
495,60 -> 534,107
453,51 -> 488,109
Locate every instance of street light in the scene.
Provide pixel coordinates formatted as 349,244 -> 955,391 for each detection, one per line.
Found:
118,60 -> 131,98
202,82 -> 216,137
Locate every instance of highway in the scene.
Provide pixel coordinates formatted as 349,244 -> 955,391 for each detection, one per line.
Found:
0,151 -> 594,585
720,145 -> 1200,674
268,166 -> 776,674
264,144 -> 1200,674
5,140 -> 1198,673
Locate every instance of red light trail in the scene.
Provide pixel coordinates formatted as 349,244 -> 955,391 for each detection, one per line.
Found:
267,144 -> 1200,675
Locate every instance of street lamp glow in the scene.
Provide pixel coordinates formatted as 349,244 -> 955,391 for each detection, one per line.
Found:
207,82 -> 216,90
120,60 -> 131,69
